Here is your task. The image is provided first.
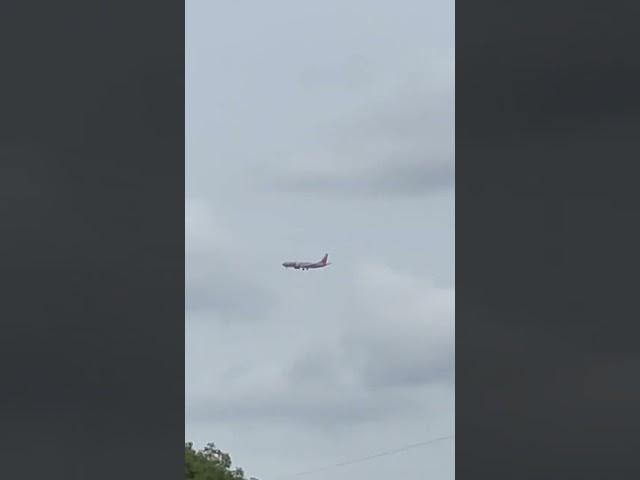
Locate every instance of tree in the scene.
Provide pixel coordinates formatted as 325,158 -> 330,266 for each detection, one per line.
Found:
185,441 -> 256,480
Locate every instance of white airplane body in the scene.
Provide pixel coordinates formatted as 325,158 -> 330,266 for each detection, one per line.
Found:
282,254 -> 331,271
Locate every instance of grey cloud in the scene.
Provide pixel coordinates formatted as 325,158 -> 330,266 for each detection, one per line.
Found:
188,356 -> 431,430
287,346 -> 343,385
187,266 -> 453,432
298,54 -> 375,91
186,265 -> 273,317
344,85 -> 453,143
287,316 -> 453,394
267,80 -> 454,197
344,265 -> 455,389
351,332 -> 454,388
191,268 -> 451,432
185,199 -> 274,319
189,389 -> 397,428
187,1 -> 454,477
274,161 -> 453,196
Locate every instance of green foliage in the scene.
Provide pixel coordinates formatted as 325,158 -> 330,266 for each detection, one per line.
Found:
185,442 -> 254,480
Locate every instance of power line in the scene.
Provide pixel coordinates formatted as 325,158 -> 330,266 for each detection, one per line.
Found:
274,434 -> 454,479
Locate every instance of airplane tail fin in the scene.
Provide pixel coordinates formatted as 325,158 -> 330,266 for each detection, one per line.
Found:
320,253 -> 328,265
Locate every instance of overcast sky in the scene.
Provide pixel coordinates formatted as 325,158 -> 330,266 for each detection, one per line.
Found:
186,1 -> 454,479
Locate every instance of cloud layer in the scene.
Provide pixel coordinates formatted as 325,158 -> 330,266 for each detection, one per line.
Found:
187,1 -> 454,478
266,63 -> 454,197
186,200 -> 454,478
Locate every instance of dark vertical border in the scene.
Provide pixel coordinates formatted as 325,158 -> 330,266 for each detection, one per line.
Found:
0,1 -> 184,478
457,1 -> 640,478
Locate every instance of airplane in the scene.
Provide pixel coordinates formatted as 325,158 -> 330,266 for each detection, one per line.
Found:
282,254 -> 331,271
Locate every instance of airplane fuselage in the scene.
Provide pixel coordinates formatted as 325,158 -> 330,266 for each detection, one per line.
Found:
282,254 -> 330,271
